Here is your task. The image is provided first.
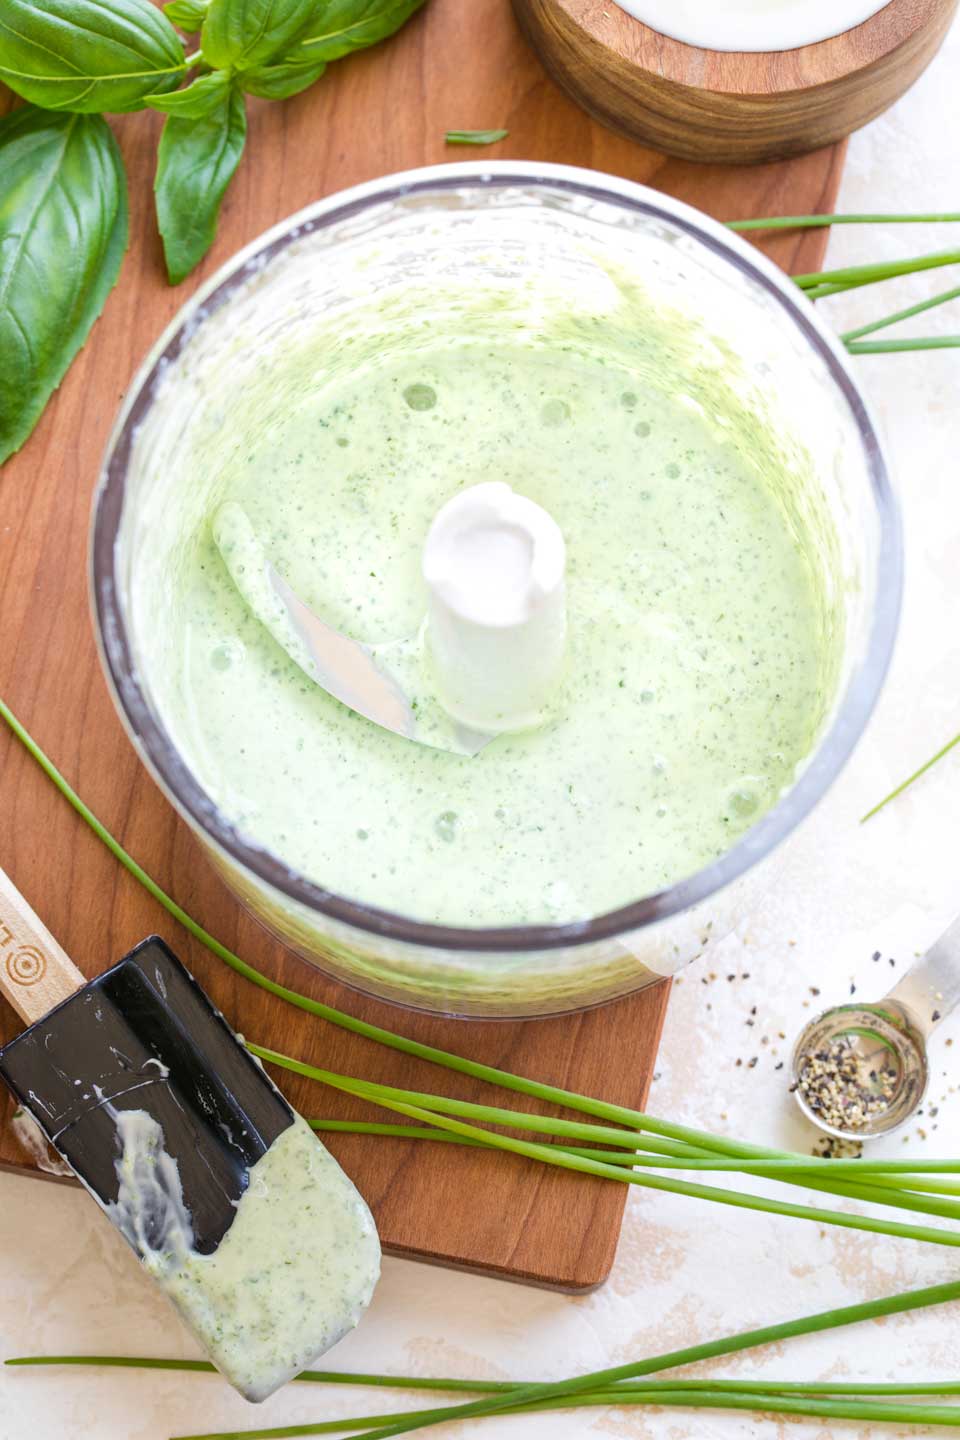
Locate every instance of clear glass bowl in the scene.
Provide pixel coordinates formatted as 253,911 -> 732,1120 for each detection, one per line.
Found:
91,162 -> 902,1018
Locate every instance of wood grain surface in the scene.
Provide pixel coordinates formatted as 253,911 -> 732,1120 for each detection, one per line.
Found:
0,0 -> 844,1290
514,0 -> 958,163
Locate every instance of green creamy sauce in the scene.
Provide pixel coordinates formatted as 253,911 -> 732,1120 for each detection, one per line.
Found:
158,339 -> 832,927
135,1114 -> 380,1403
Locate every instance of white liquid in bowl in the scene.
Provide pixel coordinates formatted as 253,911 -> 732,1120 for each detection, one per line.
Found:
613,0 -> 893,52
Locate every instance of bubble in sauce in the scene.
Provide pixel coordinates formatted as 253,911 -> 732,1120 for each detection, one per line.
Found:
403,383 -> 437,411
541,398 -> 571,427
210,639 -> 244,672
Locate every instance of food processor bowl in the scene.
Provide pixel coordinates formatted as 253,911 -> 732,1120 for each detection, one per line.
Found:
91,163 -> 901,1018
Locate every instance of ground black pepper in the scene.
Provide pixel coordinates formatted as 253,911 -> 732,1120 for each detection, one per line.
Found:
795,1033 -> 900,1131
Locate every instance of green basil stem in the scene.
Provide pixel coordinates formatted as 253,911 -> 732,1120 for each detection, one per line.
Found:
14,1355 -> 960,1401
793,248 -> 960,292
863,729 -> 960,822
727,212 -> 960,231
2,698 -> 958,1229
168,1277 -> 960,1440
842,284 -> 960,341
846,336 -> 960,354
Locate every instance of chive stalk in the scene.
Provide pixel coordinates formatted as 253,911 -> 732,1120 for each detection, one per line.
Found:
724,212 -> 960,351
163,1277 -> 960,1440
15,1355 -> 960,1438
863,729 -> 960,822
13,1355 -> 960,1400
252,1042 -> 960,1223
267,1061 -> 960,1247
845,335 -> 960,354
170,1394 -> 960,1438
727,212 -> 960,232
841,283 -> 960,341
308,1122 -> 960,1174
793,248 -> 960,293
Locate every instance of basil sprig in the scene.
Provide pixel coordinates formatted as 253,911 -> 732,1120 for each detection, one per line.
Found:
0,0 -> 427,466
196,0 -> 425,97
0,107 -> 128,465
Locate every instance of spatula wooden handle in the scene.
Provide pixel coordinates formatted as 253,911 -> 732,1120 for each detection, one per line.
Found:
0,866 -> 87,1027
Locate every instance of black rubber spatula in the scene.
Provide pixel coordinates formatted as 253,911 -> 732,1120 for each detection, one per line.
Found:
0,865 -> 380,1401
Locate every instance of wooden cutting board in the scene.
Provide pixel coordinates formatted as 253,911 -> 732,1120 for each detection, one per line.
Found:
0,0 -> 845,1291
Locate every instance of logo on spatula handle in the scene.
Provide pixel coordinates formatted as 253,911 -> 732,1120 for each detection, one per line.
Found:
4,941 -> 47,987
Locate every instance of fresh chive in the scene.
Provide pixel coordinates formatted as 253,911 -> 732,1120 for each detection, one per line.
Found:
247,1041 -> 960,1245
4,1355 -> 514,1392
846,335 -> 960,354
863,729 -> 960,822
727,212 -> 960,232
166,1277 -> 960,1439
444,129 -> 508,145
793,248 -> 960,294
14,1355 -> 960,1400
272,1045 -> 960,1221
169,1393 -> 960,1437
310,1119 -> 960,1175
308,1118 -> 960,1206
841,283 -> 960,341
727,213 -> 960,345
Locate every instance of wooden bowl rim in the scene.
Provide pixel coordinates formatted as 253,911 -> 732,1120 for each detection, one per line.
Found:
537,0 -> 952,93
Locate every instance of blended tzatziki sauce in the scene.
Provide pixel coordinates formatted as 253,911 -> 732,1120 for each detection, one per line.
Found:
124,205 -> 848,942
145,337 -> 832,927
108,1110 -> 380,1402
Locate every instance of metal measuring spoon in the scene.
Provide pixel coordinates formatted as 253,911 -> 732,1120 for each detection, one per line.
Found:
791,914 -> 960,1141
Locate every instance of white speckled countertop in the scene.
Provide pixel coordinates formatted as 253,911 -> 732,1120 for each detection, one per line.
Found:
3,22 -> 960,1439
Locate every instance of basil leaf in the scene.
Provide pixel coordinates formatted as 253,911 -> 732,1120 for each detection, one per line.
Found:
147,70 -> 231,116
200,0 -> 318,72
293,0 -> 426,62
202,0 -> 424,76
0,107 -> 128,467
241,55 -> 326,99
164,0 -> 208,32
0,0 -> 185,113
155,86 -> 246,285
